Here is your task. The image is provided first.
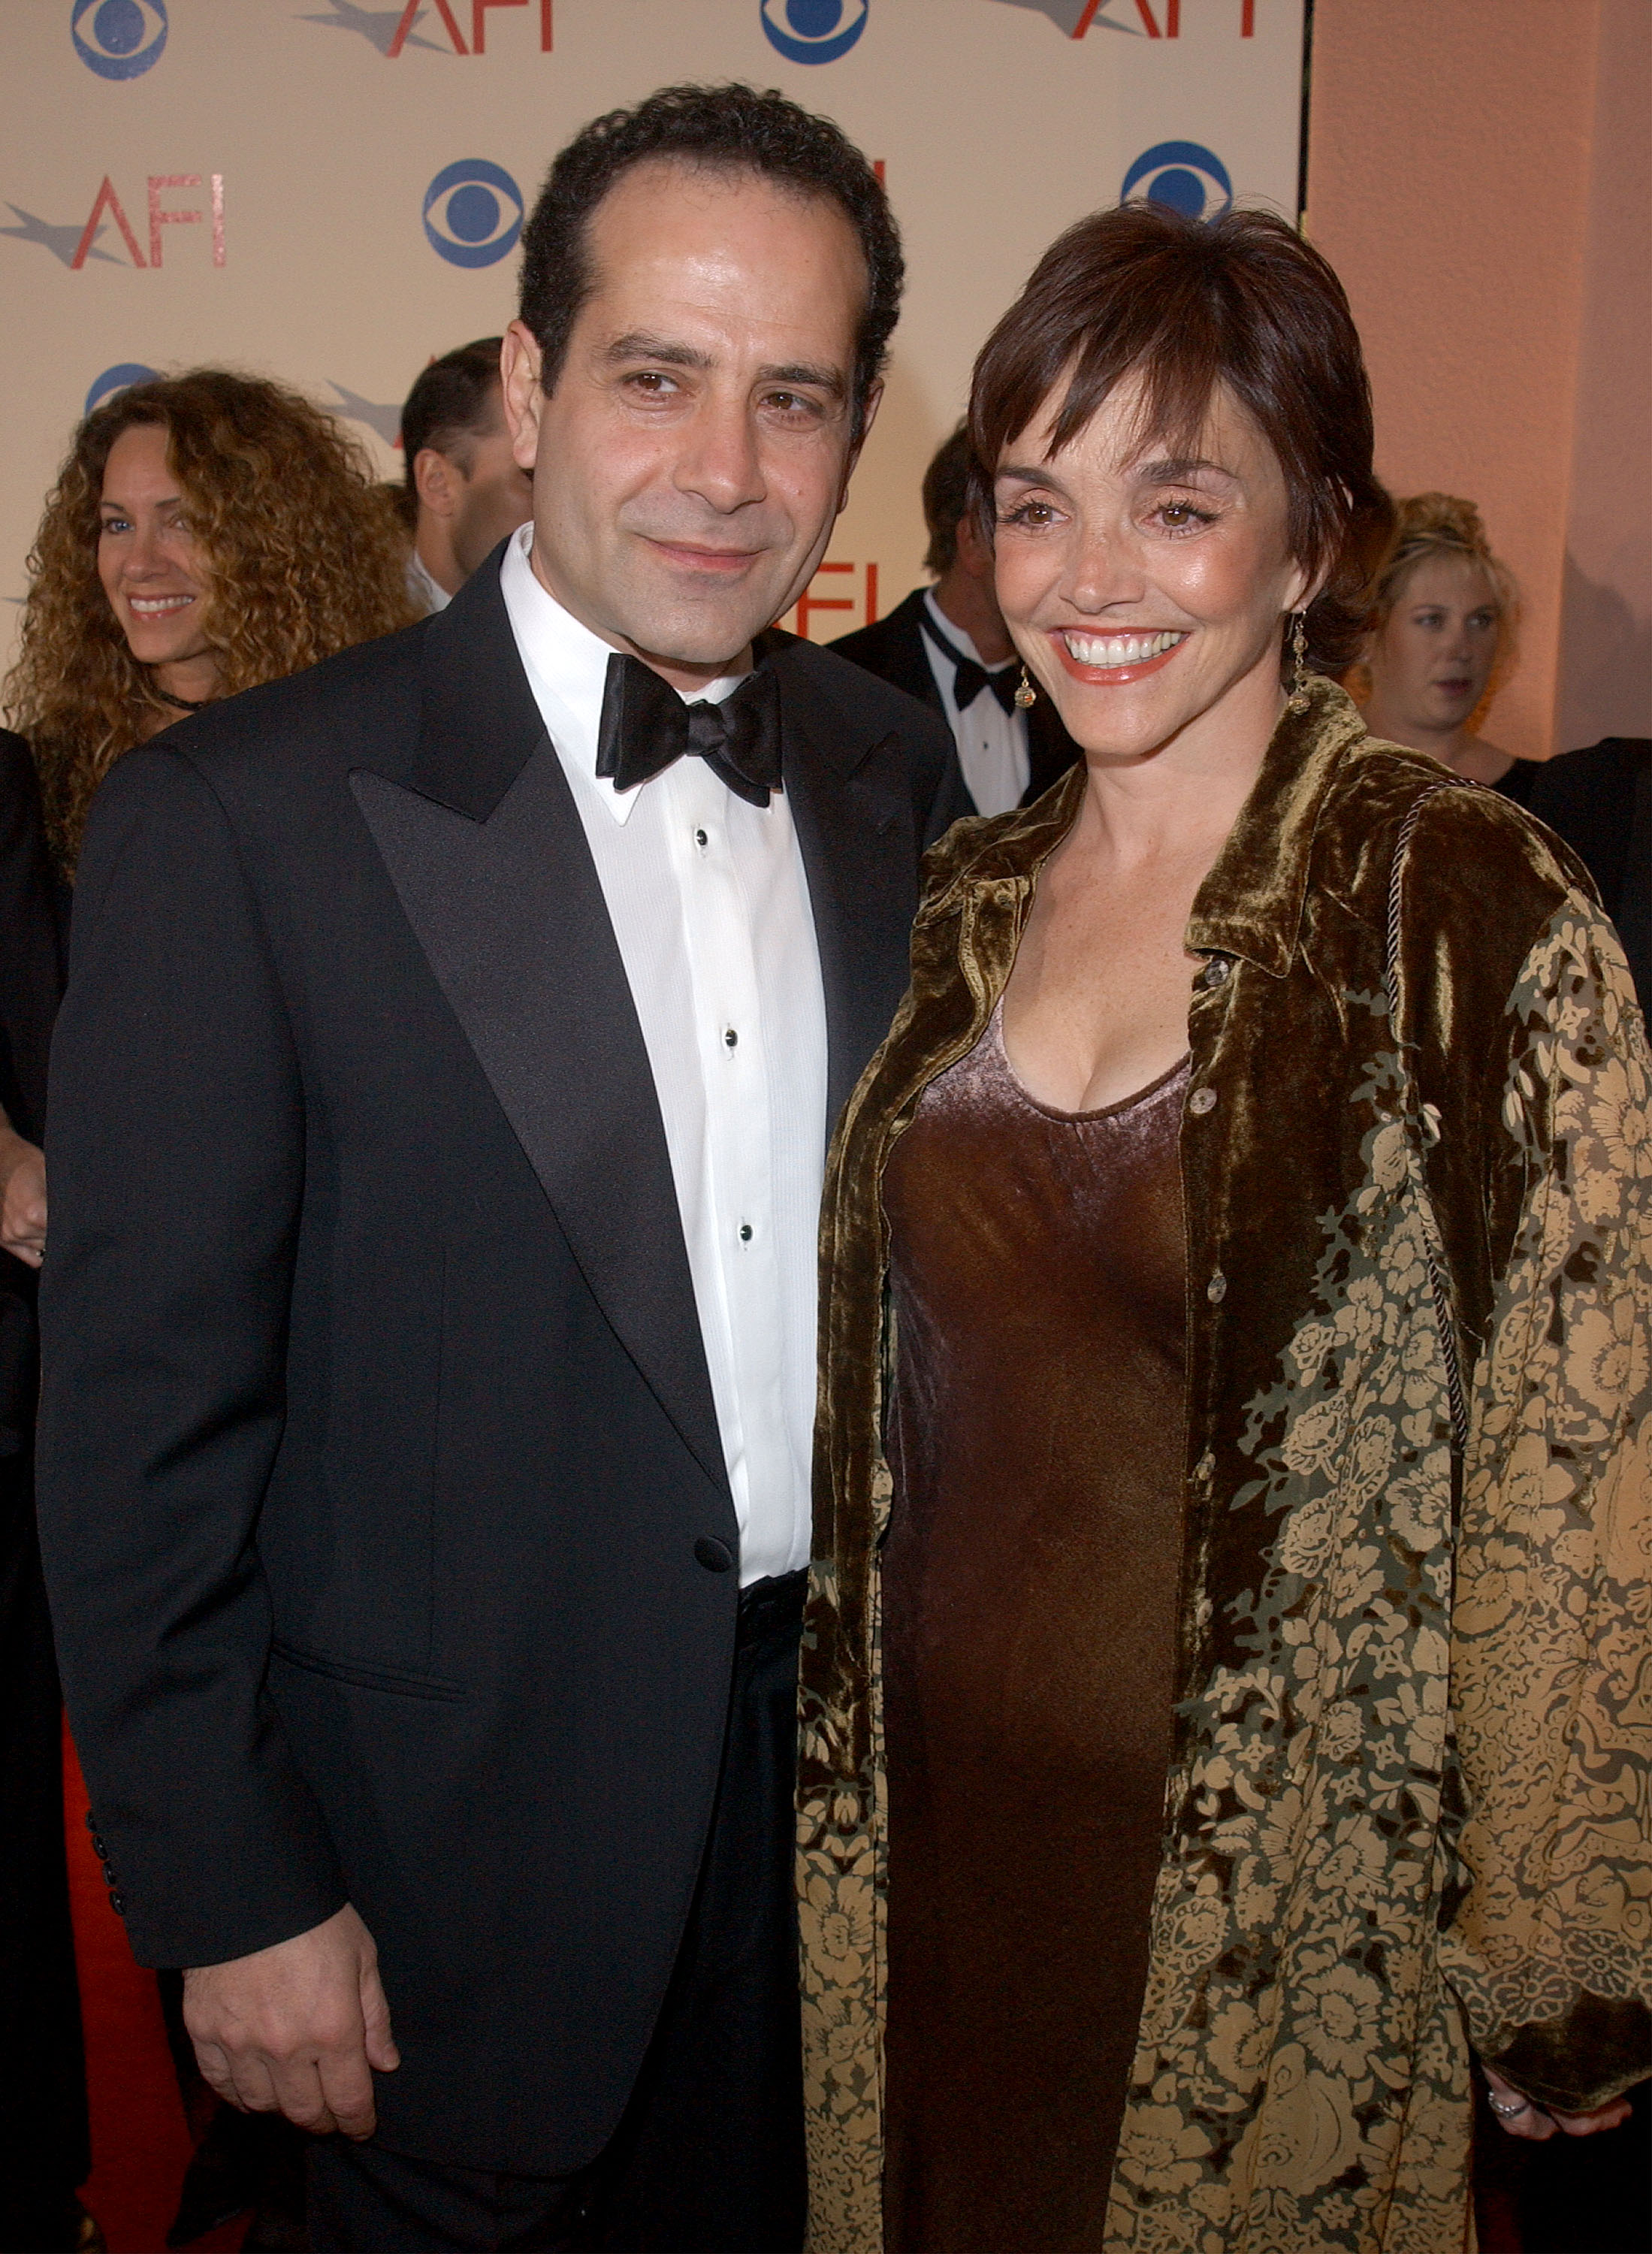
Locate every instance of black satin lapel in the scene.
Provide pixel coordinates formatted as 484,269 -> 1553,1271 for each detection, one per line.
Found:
350,748 -> 729,1503
784,707 -> 921,1132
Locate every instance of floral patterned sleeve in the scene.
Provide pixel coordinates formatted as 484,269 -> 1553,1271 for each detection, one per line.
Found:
1442,894 -> 1652,2113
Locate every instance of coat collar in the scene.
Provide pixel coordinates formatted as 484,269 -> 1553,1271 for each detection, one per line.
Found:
917,677 -> 1372,980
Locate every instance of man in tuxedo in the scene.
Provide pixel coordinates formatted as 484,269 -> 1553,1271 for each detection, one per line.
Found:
832,421 -> 1080,814
399,337 -> 533,616
38,84 -> 960,2254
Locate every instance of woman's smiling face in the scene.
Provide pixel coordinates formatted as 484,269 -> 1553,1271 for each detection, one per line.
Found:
991,370 -> 1312,763
96,421 -> 216,674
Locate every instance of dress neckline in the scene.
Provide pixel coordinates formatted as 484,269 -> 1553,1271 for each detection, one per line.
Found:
988,999 -> 1191,1125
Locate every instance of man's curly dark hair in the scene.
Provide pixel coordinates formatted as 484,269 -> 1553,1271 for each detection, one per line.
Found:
518,83 -> 902,443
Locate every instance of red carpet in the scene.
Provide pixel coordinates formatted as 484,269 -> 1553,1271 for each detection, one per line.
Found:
62,1721 -> 247,2254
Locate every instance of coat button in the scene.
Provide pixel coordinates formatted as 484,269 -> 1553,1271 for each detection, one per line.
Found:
90,1835 -> 108,1860
1203,956 -> 1231,988
101,1862 -> 118,1887
1189,1086 -> 1217,1115
694,1536 -> 734,1573
1207,1271 -> 1228,1304
108,1891 -> 126,1917
84,1810 -> 98,1833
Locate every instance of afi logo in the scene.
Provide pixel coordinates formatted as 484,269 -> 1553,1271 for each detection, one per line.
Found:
72,0 -> 168,79
1120,142 -> 1232,219
760,0 -> 868,65
423,160 -> 523,267
299,1 -> 552,56
0,174 -> 226,271
989,1 -> 1257,35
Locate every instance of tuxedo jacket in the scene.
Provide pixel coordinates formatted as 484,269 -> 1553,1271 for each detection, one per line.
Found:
830,585 -> 1082,812
35,558 -> 963,2177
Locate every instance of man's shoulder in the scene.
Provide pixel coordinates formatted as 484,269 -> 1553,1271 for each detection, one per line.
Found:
826,588 -> 926,674
98,620 -> 436,842
766,624 -> 946,748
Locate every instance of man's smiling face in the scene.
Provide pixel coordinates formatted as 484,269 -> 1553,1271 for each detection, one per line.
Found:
502,159 -> 876,690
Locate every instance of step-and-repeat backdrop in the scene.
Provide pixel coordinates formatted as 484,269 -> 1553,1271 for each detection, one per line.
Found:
0,0 -> 1304,661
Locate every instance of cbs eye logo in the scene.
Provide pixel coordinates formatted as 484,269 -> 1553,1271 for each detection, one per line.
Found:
760,0 -> 868,65
422,160 -> 524,270
86,363 -> 158,418
1120,142 -> 1232,223
72,0 -> 168,80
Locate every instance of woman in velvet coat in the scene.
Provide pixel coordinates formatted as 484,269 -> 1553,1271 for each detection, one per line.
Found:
797,206 -> 1650,2254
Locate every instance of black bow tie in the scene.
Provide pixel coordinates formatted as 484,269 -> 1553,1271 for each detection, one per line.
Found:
595,651 -> 783,808
920,613 -> 1019,718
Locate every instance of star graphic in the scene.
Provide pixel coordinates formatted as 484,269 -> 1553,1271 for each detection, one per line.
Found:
327,383 -> 403,446
297,3 -> 448,56
989,0 -> 1144,32
0,206 -> 119,266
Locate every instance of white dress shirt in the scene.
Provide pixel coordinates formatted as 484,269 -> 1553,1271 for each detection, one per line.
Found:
920,588 -> 1028,817
499,527 -> 825,1583
406,548 -> 452,616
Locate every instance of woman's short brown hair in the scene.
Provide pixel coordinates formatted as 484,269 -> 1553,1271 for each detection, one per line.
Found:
968,203 -> 1393,680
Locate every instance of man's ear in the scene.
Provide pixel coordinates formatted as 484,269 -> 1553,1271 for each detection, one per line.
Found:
412,448 -> 460,521
954,507 -> 995,581
500,321 -> 545,473
836,377 -> 883,512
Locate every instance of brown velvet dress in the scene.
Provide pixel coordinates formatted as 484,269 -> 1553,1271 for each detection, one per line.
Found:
880,999 -> 1189,2254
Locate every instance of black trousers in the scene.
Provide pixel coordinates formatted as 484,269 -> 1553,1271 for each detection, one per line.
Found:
0,1418 -> 92,2252
308,1570 -> 808,2254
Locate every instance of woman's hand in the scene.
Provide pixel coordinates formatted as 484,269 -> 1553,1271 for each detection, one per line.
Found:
0,1126 -> 47,1267
1483,2064 -> 1634,2141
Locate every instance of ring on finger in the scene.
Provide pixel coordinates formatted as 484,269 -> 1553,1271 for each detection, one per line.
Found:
1487,2092 -> 1533,2120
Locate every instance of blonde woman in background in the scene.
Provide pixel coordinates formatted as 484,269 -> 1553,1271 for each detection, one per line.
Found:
5,367 -> 415,874
1357,492 -> 1539,799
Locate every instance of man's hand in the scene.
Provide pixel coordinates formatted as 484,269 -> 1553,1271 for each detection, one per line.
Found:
1483,2062 -> 1634,2142
183,1902 -> 400,2139
0,1126 -> 47,1267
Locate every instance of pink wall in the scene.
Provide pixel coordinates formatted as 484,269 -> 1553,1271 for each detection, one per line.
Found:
1556,0 -> 1652,746
1306,0 -> 1648,758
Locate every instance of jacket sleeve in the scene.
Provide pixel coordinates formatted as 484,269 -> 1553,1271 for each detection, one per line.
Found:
1442,890 -> 1652,2110
36,744 -> 346,1968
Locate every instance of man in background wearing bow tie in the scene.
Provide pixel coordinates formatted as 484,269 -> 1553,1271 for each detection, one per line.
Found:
832,421 -> 1080,814
38,83 -> 961,2254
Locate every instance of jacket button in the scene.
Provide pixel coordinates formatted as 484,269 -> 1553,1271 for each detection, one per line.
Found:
90,1836 -> 108,1861
1207,1271 -> 1228,1304
101,1862 -> 118,1887
1189,1086 -> 1217,1115
84,1810 -> 98,1833
1203,956 -> 1231,988
694,1536 -> 735,1573
108,1891 -> 126,1917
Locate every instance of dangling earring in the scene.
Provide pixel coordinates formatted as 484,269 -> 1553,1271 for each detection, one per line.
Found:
1285,610 -> 1309,713
1013,665 -> 1037,710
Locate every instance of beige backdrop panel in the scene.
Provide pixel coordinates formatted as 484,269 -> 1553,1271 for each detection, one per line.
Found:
1,0 -> 1303,669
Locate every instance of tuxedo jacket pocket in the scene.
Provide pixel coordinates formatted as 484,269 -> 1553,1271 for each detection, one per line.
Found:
269,1639 -> 467,1702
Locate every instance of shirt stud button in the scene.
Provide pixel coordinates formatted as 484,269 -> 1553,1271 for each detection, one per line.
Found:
1189,1086 -> 1217,1116
1207,1271 -> 1227,1304
739,1223 -> 753,1242
723,1028 -> 738,1049
694,828 -> 708,848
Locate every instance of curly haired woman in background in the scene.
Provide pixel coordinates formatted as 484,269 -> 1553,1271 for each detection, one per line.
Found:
5,366 -> 415,873
0,367 -> 413,2252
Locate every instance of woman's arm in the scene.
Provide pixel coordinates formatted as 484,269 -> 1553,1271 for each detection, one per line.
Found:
1442,891 -> 1652,2117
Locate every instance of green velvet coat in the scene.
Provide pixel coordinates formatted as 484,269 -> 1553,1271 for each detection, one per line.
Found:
797,681 -> 1651,2253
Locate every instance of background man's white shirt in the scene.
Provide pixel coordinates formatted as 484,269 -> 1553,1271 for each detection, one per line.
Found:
500,526 -> 824,1583
920,588 -> 1028,817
